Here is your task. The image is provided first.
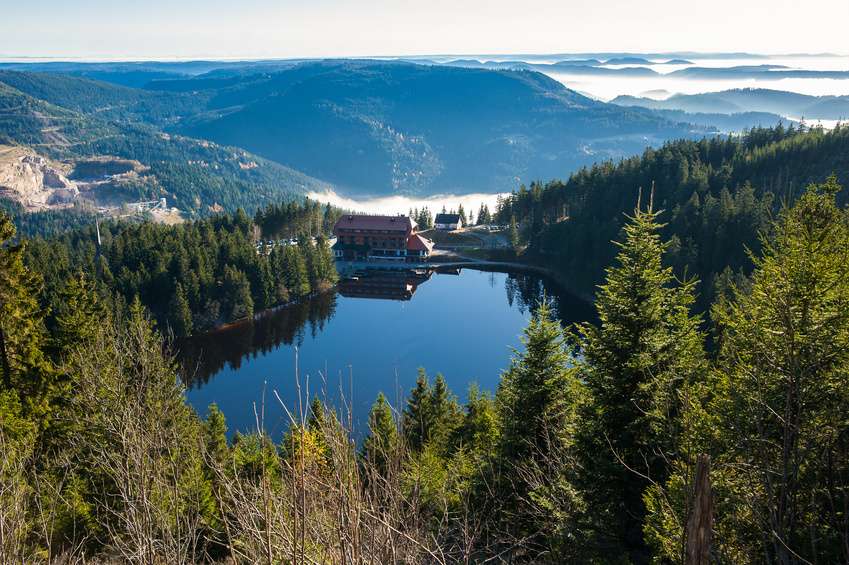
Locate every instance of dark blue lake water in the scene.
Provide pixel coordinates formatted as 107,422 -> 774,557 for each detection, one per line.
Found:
180,268 -> 594,438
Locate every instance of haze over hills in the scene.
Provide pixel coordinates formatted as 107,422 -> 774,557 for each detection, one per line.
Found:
2,53 -> 846,215
612,88 -> 849,120
173,61 -> 705,196
0,61 -> 708,202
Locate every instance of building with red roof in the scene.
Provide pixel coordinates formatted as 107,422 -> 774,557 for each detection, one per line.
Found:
332,214 -> 434,261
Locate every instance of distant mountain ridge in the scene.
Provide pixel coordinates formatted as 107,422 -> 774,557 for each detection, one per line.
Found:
612,88 -> 849,120
170,61 -> 701,195
3,59 -> 808,205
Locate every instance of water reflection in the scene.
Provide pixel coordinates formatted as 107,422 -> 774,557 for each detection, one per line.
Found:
338,269 -> 433,301
179,268 -> 596,433
179,291 -> 338,387
180,268 -> 593,388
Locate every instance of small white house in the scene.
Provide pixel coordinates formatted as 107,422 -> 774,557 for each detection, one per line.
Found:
434,213 -> 463,231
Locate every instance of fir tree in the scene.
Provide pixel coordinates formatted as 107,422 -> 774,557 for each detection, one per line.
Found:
52,271 -> 105,355
693,177 -> 849,563
204,403 -> 229,469
222,266 -> 254,321
402,368 -> 432,452
574,196 -> 705,563
508,215 -> 519,250
458,384 -> 498,459
363,393 -> 398,476
428,373 -> 462,451
307,396 -> 325,434
0,212 -> 54,422
283,244 -> 311,298
494,299 -> 584,554
169,282 -> 193,336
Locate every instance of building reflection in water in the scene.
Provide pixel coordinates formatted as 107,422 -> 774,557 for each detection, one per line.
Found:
178,267 -> 593,390
337,269 -> 433,301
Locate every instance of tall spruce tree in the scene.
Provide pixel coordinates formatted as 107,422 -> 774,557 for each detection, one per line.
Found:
168,282 -> 194,337
363,393 -> 398,477
574,196 -> 705,563
428,374 -> 462,448
52,271 -> 105,356
222,266 -> 254,321
0,212 -> 54,423
698,177 -> 849,563
508,216 -> 520,250
283,245 -> 311,299
493,300 -> 585,557
402,368 -> 432,452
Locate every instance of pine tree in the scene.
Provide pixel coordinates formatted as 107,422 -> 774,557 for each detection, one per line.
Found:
574,197 -> 705,562
53,271 -> 105,355
494,300 -> 585,553
313,235 -> 338,290
508,215 -> 519,250
696,177 -> 849,563
478,203 -> 492,226
458,384 -> 498,459
363,393 -> 398,476
204,403 -> 229,469
169,282 -> 193,336
300,235 -> 321,290
0,212 -> 54,422
222,266 -> 254,321
428,373 -> 462,451
283,245 -> 311,298
402,368 -> 432,452
307,396 -> 325,434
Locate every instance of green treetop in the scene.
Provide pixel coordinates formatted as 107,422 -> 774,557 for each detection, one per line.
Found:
574,195 -> 706,563
701,177 -> 849,563
363,393 -> 398,477
493,299 -> 585,556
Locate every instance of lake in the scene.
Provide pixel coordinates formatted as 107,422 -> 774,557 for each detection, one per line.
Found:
180,267 -> 595,438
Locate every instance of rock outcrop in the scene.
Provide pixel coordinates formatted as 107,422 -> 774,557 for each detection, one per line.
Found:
0,145 -> 78,210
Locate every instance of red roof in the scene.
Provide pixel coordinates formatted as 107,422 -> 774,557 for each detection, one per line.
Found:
406,233 -> 434,252
334,214 -> 416,233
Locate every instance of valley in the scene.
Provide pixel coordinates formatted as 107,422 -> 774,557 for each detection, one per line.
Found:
3,43 -> 849,564
0,145 -> 181,221
3,53 -> 848,225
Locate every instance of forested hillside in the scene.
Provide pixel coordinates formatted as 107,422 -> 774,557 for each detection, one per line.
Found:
22,198 -> 340,337
2,177 -> 847,562
0,74 -> 327,216
0,70 -> 205,127
2,63 -> 709,198
497,124 -> 849,305
176,61 -> 702,195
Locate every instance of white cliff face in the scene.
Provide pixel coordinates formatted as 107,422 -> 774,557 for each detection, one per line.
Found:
0,145 -> 78,210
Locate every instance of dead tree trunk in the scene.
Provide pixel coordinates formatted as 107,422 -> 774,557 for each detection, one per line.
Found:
686,454 -> 713,565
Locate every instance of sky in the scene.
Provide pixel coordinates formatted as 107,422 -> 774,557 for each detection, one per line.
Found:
1,0 -> 847,60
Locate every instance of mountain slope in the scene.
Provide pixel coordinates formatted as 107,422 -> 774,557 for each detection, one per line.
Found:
0,80 -> 108,150
176,61 -> 702,195
0,70 -> 207,127
0,76 -> 326,214
612,88 -> 849,119
502,124 -> 849,304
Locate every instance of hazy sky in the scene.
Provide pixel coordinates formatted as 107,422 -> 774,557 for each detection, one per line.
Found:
1,0 -> 847,60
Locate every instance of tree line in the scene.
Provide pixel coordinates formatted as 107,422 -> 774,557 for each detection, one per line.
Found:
1,174 -> 846,562
21,199 -> 338,338
359,177 -> 849,562
494,123 -> 849,307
